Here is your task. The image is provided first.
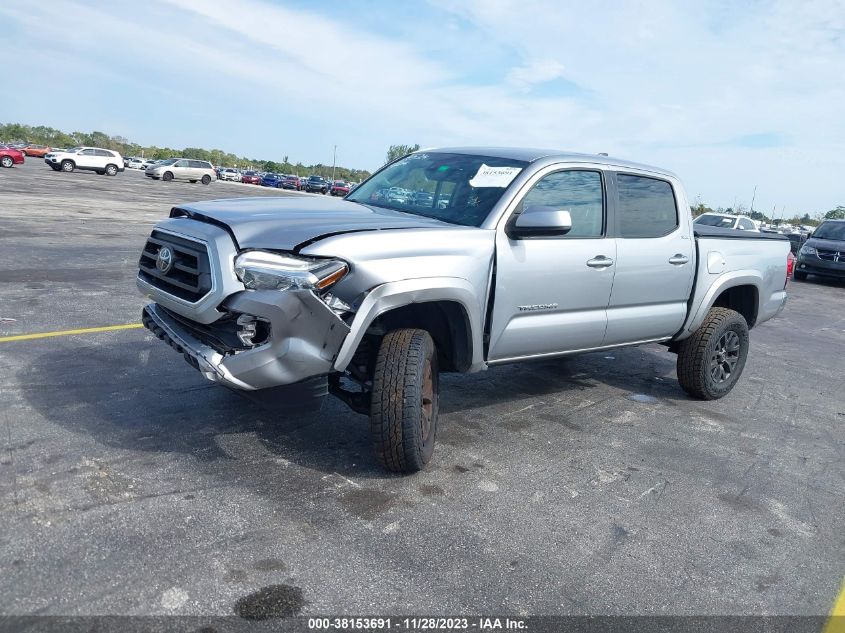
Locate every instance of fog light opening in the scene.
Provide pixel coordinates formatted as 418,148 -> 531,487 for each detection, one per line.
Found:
236,314 -> 271,347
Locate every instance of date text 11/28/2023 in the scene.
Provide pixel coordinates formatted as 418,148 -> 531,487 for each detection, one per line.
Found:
307,617 -> 528,630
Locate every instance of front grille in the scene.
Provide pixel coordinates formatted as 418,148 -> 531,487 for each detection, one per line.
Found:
816,249 -> 843,262
138,231 -> 212,302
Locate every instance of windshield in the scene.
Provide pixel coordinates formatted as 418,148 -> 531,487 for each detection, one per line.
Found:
813,222 -> 845,241
694,214 -> 735,228
347,152 -> 528,227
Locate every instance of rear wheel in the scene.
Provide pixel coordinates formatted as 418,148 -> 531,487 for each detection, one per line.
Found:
162,171 -> 173,182
370,329 -> 439,474
677,307 -> 749,400
201,174 -> 211,185
61,160 -> 75,172
105,164 -> 118,176
0,156 -> 13,168
793,270 -> 808,281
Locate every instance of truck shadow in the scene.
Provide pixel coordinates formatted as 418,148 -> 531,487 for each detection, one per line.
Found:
19,338 -> 685,482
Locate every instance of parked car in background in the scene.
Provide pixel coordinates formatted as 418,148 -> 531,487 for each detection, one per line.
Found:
305,175 -> 329,193
411,190 -> 434,206
241,170 -> 261,185
330,181 -> 350,196
785,232 -> 807,255
219,168 -> 241,182
281,175 -> 301,190
145,158 -> 215,184
44,147 -> 124,175
261,172 -> 284,187
795,219 -> 845,281
0,144 -> 25,168
693,213 -> 759,232
126,158 -> 147,169
22,144 -> 51,157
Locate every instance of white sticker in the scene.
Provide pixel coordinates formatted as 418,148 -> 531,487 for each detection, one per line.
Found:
468,164 -> 522,188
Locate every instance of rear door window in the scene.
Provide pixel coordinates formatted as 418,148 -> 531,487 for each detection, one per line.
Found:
616,174 -> 678,238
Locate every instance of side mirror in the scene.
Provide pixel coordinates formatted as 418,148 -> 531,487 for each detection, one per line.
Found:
508,205 -> 572,239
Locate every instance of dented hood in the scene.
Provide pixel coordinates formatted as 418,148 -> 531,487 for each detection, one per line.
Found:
172,196 -> 452,250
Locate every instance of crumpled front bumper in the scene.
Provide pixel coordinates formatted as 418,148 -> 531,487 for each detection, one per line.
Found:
142,287 -> 351,391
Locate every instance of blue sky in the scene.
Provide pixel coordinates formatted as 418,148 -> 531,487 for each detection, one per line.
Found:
1,0 -> 843,215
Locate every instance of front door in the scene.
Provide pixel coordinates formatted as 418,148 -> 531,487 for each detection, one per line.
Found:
487,168 -> 616,362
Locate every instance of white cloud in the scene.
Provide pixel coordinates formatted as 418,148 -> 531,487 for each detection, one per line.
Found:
1,0 -> 843,212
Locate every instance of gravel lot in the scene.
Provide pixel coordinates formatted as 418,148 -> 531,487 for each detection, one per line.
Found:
0,159 -> 843,620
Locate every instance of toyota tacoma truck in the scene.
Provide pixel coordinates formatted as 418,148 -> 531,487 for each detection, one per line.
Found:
137,148 -> 790,473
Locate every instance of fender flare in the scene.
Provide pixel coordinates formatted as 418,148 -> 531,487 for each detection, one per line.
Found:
333,277 -> 485,372
680,270 -> 762,337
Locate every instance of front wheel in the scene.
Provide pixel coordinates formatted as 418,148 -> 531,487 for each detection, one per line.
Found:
61,160 -> 75,172
201,175 -> 211,185
0,156 -> 13,168
676,307 -> 749,400
370,329 -> 439,474
162,171 -> 173,182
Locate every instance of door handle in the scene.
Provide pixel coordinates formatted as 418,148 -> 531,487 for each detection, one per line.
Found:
586,256 -> 614,268
668,254 -> 689,265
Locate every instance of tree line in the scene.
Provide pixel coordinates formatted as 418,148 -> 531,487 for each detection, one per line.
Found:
0,122 -> 372,182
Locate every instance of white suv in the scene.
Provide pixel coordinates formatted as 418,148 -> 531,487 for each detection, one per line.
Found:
44,146 -> 125,176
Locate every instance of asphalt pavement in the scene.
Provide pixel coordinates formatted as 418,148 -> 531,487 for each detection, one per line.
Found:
0,159 -> 843,620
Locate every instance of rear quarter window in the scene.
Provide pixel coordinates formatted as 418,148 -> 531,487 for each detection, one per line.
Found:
616,174 -> 678,238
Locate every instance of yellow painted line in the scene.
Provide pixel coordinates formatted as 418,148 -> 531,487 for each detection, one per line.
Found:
824,577 -> 845,633
0,323 -> 143,343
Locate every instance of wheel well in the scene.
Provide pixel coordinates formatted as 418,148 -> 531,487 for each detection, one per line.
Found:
712,284 -> 758,328
367,301 -> 473,373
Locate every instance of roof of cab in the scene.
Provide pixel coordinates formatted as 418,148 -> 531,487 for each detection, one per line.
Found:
420,146 -> 677,179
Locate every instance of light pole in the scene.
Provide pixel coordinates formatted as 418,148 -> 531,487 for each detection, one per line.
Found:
331,145 -> 337,184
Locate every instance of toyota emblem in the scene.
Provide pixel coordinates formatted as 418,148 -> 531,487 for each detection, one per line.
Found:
156,246 -> 173,274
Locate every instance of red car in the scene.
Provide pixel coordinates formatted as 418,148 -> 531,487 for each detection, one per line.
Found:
330,181 -> 350,196
281,175 -> 301,190
241,170 -> 261,185
0,144 -> 25,168
22,144 -> 51,157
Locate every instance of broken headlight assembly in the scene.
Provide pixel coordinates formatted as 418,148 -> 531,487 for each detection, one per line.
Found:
234,251 -> 353,315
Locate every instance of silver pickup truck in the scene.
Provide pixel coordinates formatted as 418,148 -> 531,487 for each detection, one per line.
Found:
137,148 -> 790,473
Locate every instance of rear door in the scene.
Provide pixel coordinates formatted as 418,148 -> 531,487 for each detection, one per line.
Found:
602,172 -> 695,345
487,166 -> 616,362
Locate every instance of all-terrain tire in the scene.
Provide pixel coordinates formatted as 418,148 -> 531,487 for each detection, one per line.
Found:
370,329 -> 439,474
677,307 -> 749,400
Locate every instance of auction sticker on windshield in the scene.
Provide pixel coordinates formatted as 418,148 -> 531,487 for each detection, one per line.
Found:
469,164 -> 522,188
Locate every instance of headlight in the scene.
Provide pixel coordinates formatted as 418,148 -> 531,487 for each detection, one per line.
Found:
234,251 -> 348,292
799,245 -> 816,256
